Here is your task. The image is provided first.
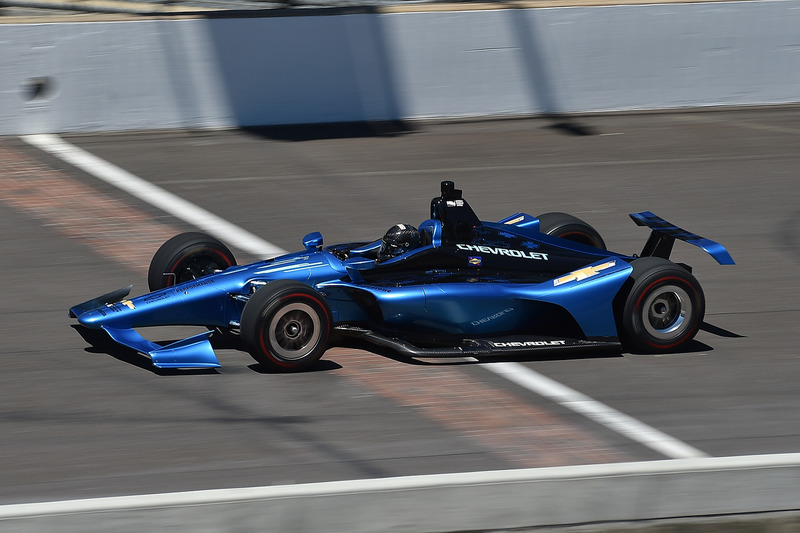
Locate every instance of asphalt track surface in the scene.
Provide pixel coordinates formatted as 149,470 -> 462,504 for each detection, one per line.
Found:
1,107 -> 799,506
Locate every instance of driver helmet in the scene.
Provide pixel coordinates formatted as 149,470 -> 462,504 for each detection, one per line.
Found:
378,224 -> 422,261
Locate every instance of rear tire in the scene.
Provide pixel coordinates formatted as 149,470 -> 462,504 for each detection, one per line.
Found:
148,233 -> 236,292
240,280 -> 332,372
537,212 -> 606,250
618,257 -> 705,353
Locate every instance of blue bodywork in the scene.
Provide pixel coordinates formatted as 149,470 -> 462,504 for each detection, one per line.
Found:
70,181 -> 733,369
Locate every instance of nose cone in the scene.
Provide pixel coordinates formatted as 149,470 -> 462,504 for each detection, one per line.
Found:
76,307 -> 109,328
77,301 -> 138,327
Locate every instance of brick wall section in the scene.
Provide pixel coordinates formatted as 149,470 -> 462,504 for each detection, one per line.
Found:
0,138 -> 180,273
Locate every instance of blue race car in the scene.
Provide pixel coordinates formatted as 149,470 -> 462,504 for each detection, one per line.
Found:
70,181 -> 734,371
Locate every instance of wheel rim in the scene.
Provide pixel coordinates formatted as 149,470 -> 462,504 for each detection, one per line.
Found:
267,302 -> 321,361
641,284 -> 692,340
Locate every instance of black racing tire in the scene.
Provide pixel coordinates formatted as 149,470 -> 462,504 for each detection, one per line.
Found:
618,257 -> 705,353
537,212 -> 607,250
240,280 -> 332,372
148,232 -> 236,292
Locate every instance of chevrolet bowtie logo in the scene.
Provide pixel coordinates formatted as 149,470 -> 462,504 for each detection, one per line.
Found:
554,261 -> 617,286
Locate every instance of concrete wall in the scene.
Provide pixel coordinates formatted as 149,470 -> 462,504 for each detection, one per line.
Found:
2,1 -> 799,134
1,454 -> 800,532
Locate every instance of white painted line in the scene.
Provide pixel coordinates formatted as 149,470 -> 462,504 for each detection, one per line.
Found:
480,361 -> 708,459
2,453 -> 799,518
21,134 -> 287,258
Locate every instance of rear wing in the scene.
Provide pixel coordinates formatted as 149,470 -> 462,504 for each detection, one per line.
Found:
630,211 -> 734,265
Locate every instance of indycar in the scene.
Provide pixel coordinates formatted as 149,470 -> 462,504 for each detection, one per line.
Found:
70,181 -> 734,371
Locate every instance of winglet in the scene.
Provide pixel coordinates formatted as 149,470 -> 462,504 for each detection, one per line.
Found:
150,332 -> 220,369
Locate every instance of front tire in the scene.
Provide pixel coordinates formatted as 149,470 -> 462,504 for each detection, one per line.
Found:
618,257 -> 705,353
148,232 -> 236,291
240,280 -> 332,372
537,212 -> 606,250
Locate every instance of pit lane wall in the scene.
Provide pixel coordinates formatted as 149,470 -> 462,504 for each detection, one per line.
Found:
2,0 -> 800,134
2,454 -> 800,532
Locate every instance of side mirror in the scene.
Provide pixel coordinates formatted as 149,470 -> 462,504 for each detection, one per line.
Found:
303,231 -> 323,251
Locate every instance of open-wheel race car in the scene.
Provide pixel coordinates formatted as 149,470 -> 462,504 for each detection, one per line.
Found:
70,181 -> 734,371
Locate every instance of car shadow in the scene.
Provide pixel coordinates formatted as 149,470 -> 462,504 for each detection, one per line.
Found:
606,320 -> 745,357
247,359 -> 343,374
700,321 -> 746,338
623,339 -> 713,356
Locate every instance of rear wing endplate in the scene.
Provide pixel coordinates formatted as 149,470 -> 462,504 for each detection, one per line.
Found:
630,211 -> 734,265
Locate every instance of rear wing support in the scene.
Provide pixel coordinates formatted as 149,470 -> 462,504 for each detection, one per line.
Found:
630,211 -> 735,265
